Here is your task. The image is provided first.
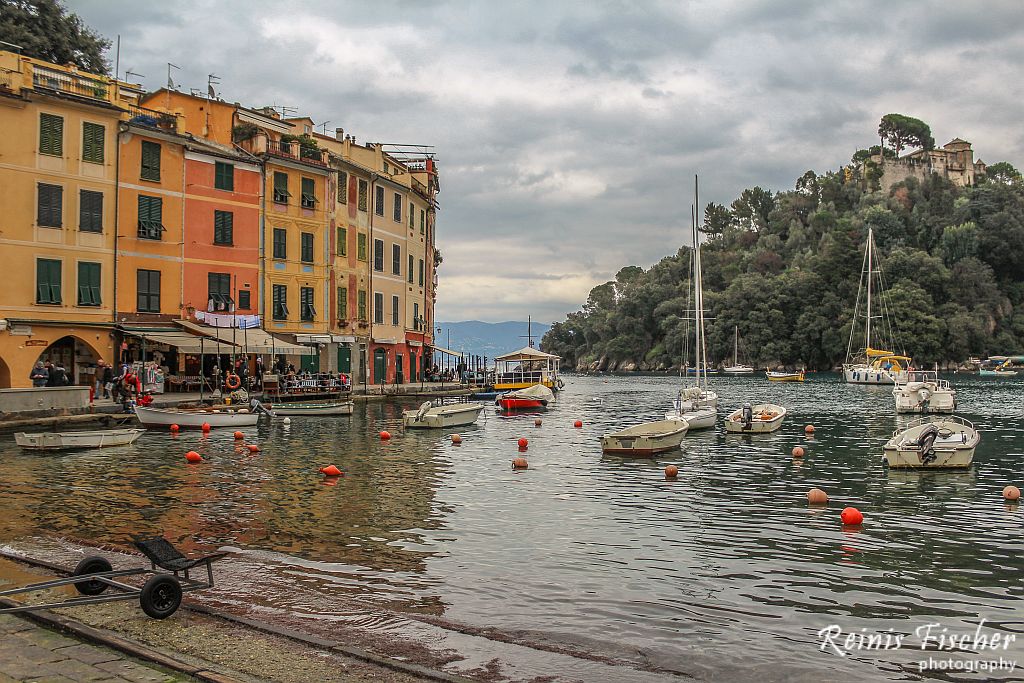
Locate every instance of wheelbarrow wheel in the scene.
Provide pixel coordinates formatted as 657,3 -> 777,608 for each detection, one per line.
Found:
73,556 -> 113,596
139,574 -> 182,619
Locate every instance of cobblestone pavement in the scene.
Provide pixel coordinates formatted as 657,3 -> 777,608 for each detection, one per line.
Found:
0,614 -> 187,683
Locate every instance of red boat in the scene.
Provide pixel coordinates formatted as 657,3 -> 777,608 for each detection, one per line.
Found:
496,384 -> 554,411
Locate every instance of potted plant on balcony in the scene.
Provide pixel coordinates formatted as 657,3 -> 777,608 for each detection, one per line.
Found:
232,123 -> 258,142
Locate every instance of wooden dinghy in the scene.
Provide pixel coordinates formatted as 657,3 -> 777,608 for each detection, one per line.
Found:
15,428 -> 145,450
725,403 -> 786,433
883,415 -> 979,469
134,405 -> 260,428
403,401 -> 484,429
601,419 -> 688,456
269,401 -> 354,416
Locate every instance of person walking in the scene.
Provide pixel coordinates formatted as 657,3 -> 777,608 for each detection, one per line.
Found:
50,362 -> 69,387
29,361 -> 49,387
101,362 -> 114,399
94,360 -> 106,399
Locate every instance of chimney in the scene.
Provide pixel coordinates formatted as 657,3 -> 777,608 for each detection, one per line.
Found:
335,127 -> 344,141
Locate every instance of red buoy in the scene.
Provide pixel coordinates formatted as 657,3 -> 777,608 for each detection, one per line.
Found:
807,488 -> 828,505
201,422 -> 211,433
805,424 -> 816,434
169,424 -> 180,432
840,507 -> 863,525
451,434 -> 462,444
1003,485 -> 1021,501
518,437 -> 528,449
247,444 -> 260,453
665,464 -> 679,479
233,431 -> 244,440
792,446 -> 805,458
185,451 -> 202,463
512,457 -> 529,469
574,420 -> 583,428
319,464 -> 343,476
379,430 -> 391,440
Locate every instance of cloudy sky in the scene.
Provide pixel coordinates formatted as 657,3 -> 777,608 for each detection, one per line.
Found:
72,0 -> 1024,323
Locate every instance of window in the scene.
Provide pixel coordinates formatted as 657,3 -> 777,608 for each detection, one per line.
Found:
357,289 -> 367,321
214,162 -> 234,191
418,258 -> 424,287
140,140 -> 161,181
420,209 -> 425,234
337,227 -> 347,256
272,284 -> 288,320
413,302 -> 420,328
136,269 -> 160,312
301,177 -> 316,209
357,179 -> 368,211
409,202 -> 414,229
357,232 -> 367,261
273,228 -> 287,259
337,171 -> 348,203
337,286 -> 348,320
79,190 -> 102,232
300,232 -> 314,263
273,172 -> 290,203
82,123 -> 104,164
374,185 -> 384,216
77,262 -> 100,306
373,239 -> 384,271
36,259 -> 62,304
392,244 -> 401,275
213,210 -> 233,245
374,292 -> 384,324
393,192 -> 402,222
300,287 -> 316,321
408,254 -> 414,283
39,113 -> 63,156
237,289 -> 251,310
207,272 -> 232,310
37,183 -> 62,228
137,195 -> 163,239
391,295 -> 399,325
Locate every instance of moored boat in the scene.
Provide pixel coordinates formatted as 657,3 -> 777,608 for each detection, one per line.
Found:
722,326 -> 755,375
766,370 -> 804,382
134,405 -> 260,428
725,403 -> 786,433
496,383 -> 554,410
269,401 -> 354,416
493,347 -> 563,392
883,415 -> 979,469
666,386 -> 716,430
403,401 -> 484,429
601,419 -> 688,456
979,368 -> 1018,377
14,428 -> 145,450
892,371 -> 956,414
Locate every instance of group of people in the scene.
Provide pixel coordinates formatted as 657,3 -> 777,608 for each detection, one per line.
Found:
30,358 -> 146,411
29,360 -> 71,387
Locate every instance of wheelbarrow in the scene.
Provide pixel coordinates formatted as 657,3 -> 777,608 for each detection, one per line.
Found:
0,537 -> 226,619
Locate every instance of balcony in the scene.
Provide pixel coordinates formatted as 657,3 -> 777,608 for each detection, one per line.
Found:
0,68 -> 15,91
31,65 -> 111,103
124,104 -> 180,133
266,139 -> 328,167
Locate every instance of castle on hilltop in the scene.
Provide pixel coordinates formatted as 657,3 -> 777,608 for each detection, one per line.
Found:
871,138 -> 987,191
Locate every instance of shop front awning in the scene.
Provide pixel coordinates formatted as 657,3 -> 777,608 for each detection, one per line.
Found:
175,321 -> 310,355
119,326 -> 226,354
431,345 -> 463,358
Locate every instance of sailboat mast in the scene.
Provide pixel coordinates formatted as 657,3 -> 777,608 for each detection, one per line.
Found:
865,227 -> 873,351
734,326 -> 739,366
694,175 -> 709,393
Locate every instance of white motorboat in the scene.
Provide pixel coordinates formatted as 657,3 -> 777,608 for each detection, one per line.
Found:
892,371 -> 956,414
883,415 -> 979,469
723,326 -> 754,375
403,401 -> 484,429
601,419 -> 688,456
269,401 -> 354,416
666,386 -> 716,430
14,428 -> 145,450
725,403 -> 787,433
843,227 -> 911,385
134,405 -> 260,428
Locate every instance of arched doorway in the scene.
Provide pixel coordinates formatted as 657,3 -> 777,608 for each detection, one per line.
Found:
38,335 -> 101,386
373,348 -> 387,385
0,355 -> 11,388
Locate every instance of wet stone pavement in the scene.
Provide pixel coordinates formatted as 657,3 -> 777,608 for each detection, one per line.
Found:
0,615 -> 185,683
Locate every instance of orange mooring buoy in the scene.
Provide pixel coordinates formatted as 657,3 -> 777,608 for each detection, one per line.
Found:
201,422 -> 211,432
665,464 -> 679,479
319,464 -> 343,476
169,424 -> 180,432
379,430 -> 391,440
805,424 -> 815,434
534,418 -> 542,427
451,434 -> 462,444
233,431 -> 244,440
518,437 -> 528,449
574,420 -> 583,428
247,444 -> 260,453
185,451 -> 202,463
807,488 -> 829,505
792,446 -> 805,458
840,507 -> 864,525
512,457 -> 529,469
1003,485 -> 1021,501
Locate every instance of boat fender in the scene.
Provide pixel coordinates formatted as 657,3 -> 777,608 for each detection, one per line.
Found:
557,378 -> 565,390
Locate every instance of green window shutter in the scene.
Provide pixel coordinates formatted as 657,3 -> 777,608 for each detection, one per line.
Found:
137,269 -> 160,312
418,259 -> 424,286
214,162 -> 234,191
37,258 -> 61,304
357,233 -> 367,261
337,226 -> 347,256
79,190 -> 103,232
39,113 -> 63,156
82,123 -> 105,163
77,262 -> 101,306
420,209 -> 425,234
301,232 -> 313,263
138,195 -> 163,239
214,210 -> 233,244
408,255 -> 414,283
301,177 -> 316,209
273,172 -> 290,202
337,171 -> 347,203
409,202 -> 414,229
140,140 -> 161,181
37,183 -> 62,227
337,286 -> 347,319
357,179 -> 368,211
357,289 -> 367,321
273,228 -> 287,259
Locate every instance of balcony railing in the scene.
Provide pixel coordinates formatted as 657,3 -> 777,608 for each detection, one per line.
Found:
266,139 -> 327,166
31,66 -> 110,102
124,103 -> 179,132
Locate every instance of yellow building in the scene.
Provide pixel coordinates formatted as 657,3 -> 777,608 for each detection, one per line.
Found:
0,51 -> 133,387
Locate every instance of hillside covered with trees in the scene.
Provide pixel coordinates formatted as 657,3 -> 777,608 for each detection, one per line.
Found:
542,116 -> 1024,371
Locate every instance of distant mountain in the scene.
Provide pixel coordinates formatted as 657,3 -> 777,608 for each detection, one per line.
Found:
436,320 -> 552,360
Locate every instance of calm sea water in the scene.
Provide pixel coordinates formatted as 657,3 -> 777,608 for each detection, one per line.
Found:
1,374 -> 1022,681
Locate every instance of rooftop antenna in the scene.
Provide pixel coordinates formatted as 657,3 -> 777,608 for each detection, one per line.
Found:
125,69 -> 144,83
319,121 -> 331,134
271,104 -> 298,117
207,73 -> 220,99
166,62 -> 180,89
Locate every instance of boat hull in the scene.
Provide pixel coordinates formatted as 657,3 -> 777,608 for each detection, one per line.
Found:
665,408 -> 715,430
498,398 -> 545,410
883,416 -> 979,469
271,401 -> 353,416
725,404 -> 786,433
893,385 -> 956,414
601,420 -> 688,456
979,369 -> 1018,377
14,429 -> 145,450
844,366 -> 907,385
722,366 -> 754,375
134,405 -> 259,428
403,404 -> 484,429
766,371 -> 804,382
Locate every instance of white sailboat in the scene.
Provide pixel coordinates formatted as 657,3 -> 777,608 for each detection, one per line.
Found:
843,227 -> 911,385
722,326 -> 754,375
666,183 -> 717,430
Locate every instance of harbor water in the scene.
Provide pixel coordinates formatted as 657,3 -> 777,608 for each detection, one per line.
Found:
0,374 -> 1021,681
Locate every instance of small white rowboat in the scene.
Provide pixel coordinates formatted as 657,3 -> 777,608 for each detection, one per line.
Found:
270,401 -> 354,416
403,402 -> 484,429
883,415 -> 979,469
601,419 -> 689,456
725,403 -> 787,433
15,428 -> 145,450
134,405 -> 259,429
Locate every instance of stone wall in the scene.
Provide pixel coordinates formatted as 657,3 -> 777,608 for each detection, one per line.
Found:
0,386 -> 90,418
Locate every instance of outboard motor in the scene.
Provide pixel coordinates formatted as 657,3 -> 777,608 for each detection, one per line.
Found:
916,424 -> 939,464
742,403 -> 753,430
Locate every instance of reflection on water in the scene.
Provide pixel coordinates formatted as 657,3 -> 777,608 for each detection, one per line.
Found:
1,373 -> 1023,680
